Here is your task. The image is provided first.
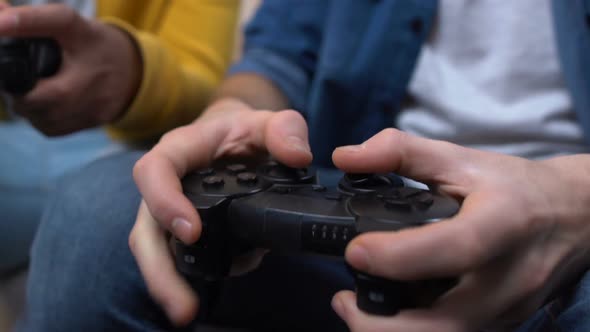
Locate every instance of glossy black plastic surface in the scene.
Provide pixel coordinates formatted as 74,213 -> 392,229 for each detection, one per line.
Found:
176,160 -> 460,315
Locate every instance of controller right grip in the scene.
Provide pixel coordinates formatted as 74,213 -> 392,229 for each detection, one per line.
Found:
351,268 -> 458,315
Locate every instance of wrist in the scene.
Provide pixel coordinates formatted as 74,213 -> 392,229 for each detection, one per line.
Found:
101,22 -> 143,123
202,97 -> 258,118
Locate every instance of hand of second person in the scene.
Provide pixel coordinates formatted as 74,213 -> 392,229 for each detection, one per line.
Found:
0,4 -> 141,135
130,98 -> 312,325
331,128 -> 590,332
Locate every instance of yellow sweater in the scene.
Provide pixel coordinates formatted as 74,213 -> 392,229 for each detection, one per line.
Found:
1,0 -> 239,141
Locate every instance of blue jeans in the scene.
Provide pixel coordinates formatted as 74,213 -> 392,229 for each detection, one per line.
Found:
0,120 -> 124,273
15,152 -> 590,331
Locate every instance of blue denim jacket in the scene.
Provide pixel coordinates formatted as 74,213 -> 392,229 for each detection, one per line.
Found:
231,0 -> 590,167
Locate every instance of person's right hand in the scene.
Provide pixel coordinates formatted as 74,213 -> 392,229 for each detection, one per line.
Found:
129,98 -> 313,326
0,4 -> 141,135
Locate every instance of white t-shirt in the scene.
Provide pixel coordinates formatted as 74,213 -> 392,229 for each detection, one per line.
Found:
398,0 -> 588,159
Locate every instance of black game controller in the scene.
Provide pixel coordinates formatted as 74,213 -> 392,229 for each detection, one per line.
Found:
175,160 -> 460,316
0,37 -> 62,94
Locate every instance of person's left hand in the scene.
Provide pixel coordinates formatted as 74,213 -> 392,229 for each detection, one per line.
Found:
330,128 -> 590,332
0,4 -> 141,135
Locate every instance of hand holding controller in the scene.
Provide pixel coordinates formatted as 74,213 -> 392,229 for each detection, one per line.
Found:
0,37 -> 61,94
175,160 -> 460,315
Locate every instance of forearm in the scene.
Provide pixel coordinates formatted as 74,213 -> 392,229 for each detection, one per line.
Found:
104,1 -> 239,141
212,73 -> 291,111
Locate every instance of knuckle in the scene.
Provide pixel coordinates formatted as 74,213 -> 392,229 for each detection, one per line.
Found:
380,127 -> 404,144
128,230 -> 138,254
158,127 -> 185,146
132,152 -> 163,185
58,5 -> 78,29
132,155 -> 150,180
46,81 -> 71,101
456,227 -> 486,269
146,201 -> 172,229
519,256 -> 552,297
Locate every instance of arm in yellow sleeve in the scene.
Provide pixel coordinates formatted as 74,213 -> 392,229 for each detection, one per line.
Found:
103,1 -> 239,141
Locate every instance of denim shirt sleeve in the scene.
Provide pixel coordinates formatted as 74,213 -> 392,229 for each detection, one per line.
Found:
229,1 -> 329,112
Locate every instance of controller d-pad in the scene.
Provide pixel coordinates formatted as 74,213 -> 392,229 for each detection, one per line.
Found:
202,175 -> 224,188
226,164 -> 247,174
197,168 -> 215,176
236,172 -> 258,185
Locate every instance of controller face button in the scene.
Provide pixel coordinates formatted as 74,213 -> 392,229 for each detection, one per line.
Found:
236,171 -> 258,185
197,168 -> 215,176
265,160 -> 279,167
202,175 -> 225,188
226,163 -> 247,174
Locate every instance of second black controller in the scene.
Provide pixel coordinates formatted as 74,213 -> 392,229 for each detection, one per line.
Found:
0,37 -> 61,94
175,160 -> 460,315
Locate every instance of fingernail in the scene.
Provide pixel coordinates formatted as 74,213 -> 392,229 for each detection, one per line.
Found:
347,244 -> 370,271
171,218 -> 193,244
0,13 -> 18,30
331,296 -> 345,318
336,144 -> 365,153
285,135 -> 311,154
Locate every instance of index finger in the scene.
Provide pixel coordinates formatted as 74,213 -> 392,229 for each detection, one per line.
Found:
346,191 -> 528,280
129,201 -> 199,326
0,4 -> 81,39
132,121 -> 231,245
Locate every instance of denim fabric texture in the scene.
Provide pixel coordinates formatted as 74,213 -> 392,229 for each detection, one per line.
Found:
0,120 -> 123,273
15,152 -> 590,331
15,0 -> 590,330
15,152 -> 352,331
